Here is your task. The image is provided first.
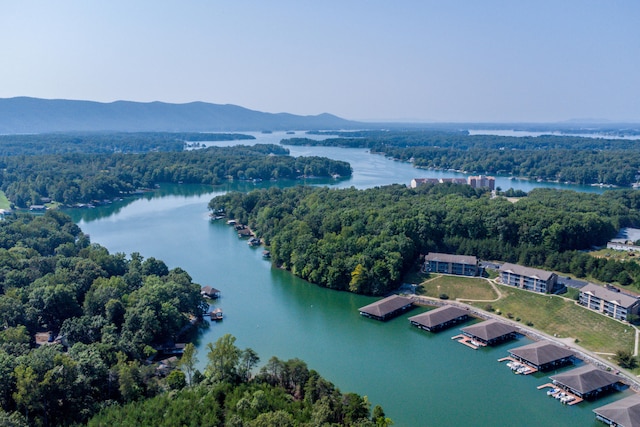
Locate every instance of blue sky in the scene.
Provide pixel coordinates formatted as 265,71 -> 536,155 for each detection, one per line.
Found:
2,1 -> 639,122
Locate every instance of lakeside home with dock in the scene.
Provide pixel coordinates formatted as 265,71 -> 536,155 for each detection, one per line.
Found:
409,305 -> 471,332
358,295 -> 415,321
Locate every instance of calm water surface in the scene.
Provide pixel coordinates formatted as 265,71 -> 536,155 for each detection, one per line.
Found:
69,133 -> 629,426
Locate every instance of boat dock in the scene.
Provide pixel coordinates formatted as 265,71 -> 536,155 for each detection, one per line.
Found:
451,334 -> 485,350
537,383 -> 583,405
498,356 -> 538,375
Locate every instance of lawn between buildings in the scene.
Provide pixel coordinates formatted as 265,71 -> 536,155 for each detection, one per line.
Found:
417,275 -> 634,356
0,191 -> 10,210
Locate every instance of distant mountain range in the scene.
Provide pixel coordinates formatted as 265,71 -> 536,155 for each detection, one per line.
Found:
0,97 -> 362,133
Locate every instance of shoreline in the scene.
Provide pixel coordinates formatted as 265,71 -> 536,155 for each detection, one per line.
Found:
408,294 -> 640,391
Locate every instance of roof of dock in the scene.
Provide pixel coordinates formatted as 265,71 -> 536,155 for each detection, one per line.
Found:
550,365 -> 620,394
408,305 -> 468,328
461,319 -> 516,341
509,341 -> 574,365
593,393 -> 640,426
359,295 -> 414,318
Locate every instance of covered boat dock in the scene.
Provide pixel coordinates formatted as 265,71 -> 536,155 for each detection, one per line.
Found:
508,340 -> 575,372
359,295 -> 415,321
459,319 -> 517,346
409,305 -> 470,332
549,365 -> 622,400
593,393 -> 640,426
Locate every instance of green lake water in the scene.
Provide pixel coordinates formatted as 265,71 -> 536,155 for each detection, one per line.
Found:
68,137 -> 628,426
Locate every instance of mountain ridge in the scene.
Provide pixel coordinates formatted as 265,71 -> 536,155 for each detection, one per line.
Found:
0,97 -> 361,133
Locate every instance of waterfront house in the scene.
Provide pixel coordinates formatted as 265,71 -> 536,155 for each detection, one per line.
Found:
460,319 -> 517,346
29,205 -> 46,211
408,305 -> 470,332
550,365 -> 621,400
579,283 -> 640,322
424,252 -> 479,276
499,263 -> 559,294
201,286 -> 221,299
359,295 -> 415,321
593,393 -> 640,426
508,341 -> 574,371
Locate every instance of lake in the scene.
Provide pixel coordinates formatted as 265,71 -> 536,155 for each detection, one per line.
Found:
69,133 -> 629,426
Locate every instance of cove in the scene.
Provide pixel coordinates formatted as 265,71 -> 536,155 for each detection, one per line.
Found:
67,137 -> 628,426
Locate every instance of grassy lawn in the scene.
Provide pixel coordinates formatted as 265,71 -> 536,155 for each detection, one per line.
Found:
468,286 -> 634,354
0,191 -> 10,210
417,275 -> 499,301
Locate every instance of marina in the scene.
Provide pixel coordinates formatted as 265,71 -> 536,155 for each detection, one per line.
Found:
70,140 -> 635,426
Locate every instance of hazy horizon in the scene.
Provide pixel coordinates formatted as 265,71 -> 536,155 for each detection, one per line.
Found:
2,2 -> 639,123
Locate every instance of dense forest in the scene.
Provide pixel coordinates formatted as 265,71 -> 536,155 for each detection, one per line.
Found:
283,131 -> 640,186
0,144 -> 352,208
210,184 -> 640,295
0,212 -> 382,426
87,334 -> 389,427
0,211 -> 205,425
0,132 -> 255,156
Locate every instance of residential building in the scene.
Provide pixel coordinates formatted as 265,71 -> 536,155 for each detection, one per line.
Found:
424,252 -> 479,276
467,175 -> 495,190
579,283 -> 640,321
499,263 -> 559,294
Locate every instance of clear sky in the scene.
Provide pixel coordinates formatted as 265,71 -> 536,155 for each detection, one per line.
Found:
2,1 -> 639,123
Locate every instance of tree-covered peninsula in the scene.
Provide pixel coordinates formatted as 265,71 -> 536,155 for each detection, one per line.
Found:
0,144 -> 352,208
210,184 -> 640,295
283,130 -> 640,187
0,211 -> 383,427
0,132 -> 255,156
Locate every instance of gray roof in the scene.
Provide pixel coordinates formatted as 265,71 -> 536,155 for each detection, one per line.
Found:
201,286 -> 220,295
550,365 -> 620,394
424,252 -> 478,265
500,262 -> 555,281
593,393 -> 640,427
359,295 -> 413,317
408,306 -> 468,328
461,319 -> 516,341
581,283 -> 639,309
509,341 -> 573,366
